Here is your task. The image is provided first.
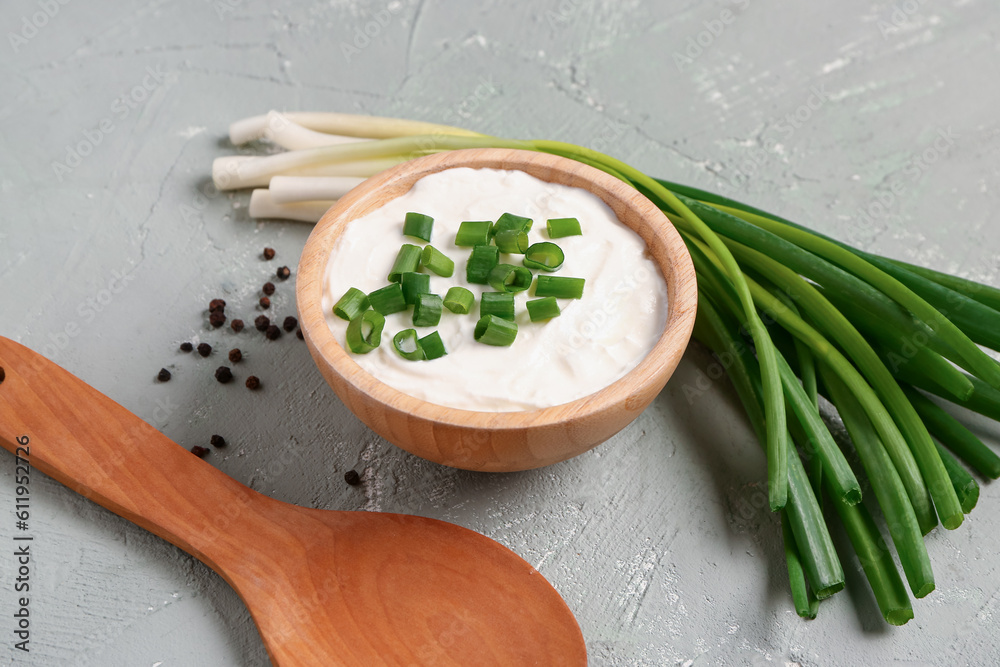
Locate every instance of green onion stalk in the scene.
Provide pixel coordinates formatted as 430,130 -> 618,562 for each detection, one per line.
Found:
216,112 -> 1000,624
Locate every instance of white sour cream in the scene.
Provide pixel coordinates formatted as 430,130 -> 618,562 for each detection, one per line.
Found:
322,167 -> 668,412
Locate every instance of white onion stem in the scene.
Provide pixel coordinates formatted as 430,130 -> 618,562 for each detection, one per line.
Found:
229,111 -> 484,145
213,154 -> 405,190
269,176 -> 366,204
248,189 -> 334,223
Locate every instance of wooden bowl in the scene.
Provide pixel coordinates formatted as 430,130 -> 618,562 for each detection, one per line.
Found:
296,148 -> 697,472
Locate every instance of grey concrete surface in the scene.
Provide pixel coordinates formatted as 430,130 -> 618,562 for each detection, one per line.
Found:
2,0 -> 999,664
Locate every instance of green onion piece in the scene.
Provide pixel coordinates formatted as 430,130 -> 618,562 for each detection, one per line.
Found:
492,212 -> 533,235
522,242 -> 565,272
546,217 -> 582,238
368,283 -> 407,315
400,272 -> 430,305
466,245 -> 500,284
487,264 -> 533,293
387,244 -> 422,282
480,292 -> 515,321
535,275 -> 584,299
412,293 -> 443,327
418,331 -> 447,360
403,212 -> 434,242
345,310 -> 385,354
392,329 -> 425,360
455,220 -> 492,246
332,287 -> 369,321
474,314 -> 518,346
494,229 -> 529,254
421,245 -> 455,277
526,296 -> 561,321
443,286 -> 475,314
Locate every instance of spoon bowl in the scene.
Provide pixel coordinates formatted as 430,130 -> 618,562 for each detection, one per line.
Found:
0,337 -> 586,666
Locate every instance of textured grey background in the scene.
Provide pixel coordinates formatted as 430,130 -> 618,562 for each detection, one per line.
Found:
2,0 -> 1000,665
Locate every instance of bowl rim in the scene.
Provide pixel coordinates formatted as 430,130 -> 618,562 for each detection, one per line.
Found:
296,148 -> 698,431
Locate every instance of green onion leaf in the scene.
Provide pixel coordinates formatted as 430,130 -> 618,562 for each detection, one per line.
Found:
466,244 -> 500,284
474,314 -> 518,346
494,229 -> 529,254
455,220 -> 492,246
546,217 -> 582,238
403,212 -> 434,242
368,283 -> 407,315
480,292 -> 515,321
526,296 -> 561,322
492,212 -> 532,235
487,264 -> 533,293
443,286 -> 475,314
345,309 -> 385,354
332,287 -> 369,321
535,275 -> 584,299
392,329 -> 425,360
418,331 -> 447,360
413,293 -> 443,327
387,244 -> 422,282
400,271 -> 430,305
421,244 -> 455,277
522,242 -> 565,272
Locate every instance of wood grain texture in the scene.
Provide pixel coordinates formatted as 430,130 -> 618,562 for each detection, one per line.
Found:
0,336 -> 586,666
297,148 -> 698,472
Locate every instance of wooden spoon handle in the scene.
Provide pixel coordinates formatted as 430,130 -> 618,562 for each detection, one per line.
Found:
0,336 -> 261,573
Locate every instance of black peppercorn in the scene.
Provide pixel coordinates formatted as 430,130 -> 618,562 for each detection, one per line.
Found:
215,366 -> 234,383
265,325 -> 281,340
344,470 -> 361,486
197,343 -> 212,357
263,247 -> 275,260
209,298 -> 226,312
259,296 -> 271,309
254,315 -> 270,332
228,348 -> 242,363
157,368 -> 171,382
210,435 -> 227,448
262,282 -> 275,296
231,319 -> 245,333
296,328 -> 304,340
276,266 -> 291,280
0,366 -> 7,384
190,446 -> 209,458
283,316 -> 298,332
245,376 -> 261,390
209,310 -> 227,328
180,342 -> 194,352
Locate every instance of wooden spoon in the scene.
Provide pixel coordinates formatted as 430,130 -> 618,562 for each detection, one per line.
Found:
0,337 -> 587,666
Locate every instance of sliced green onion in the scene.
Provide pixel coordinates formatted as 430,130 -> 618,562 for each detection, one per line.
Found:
546,217 -> 582,238
474,314 -> 518,346
413,293 -> 443,327
494,229 -> 529,254
400,271 -> 430,305
535,275 -> 584,299
345,309 -> 385,354
332,287 -> 369,321
368,283 -> 407,315
526,296 -> 561,321
421,244 -> 455,277
392,329 -> 425,360
455,220 -> 492,246
418,331 -> 447,360
480,292 -> 515,321
403,212 -> 434,242
487,264 -> 533,293
492,212 -> 532,235
443,286 -> 475,314
522,242 -> 565,272
387,244 -> 422,282
466,244 -> 500,284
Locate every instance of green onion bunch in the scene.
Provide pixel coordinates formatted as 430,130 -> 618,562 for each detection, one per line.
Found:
216,111 -> 1000,624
